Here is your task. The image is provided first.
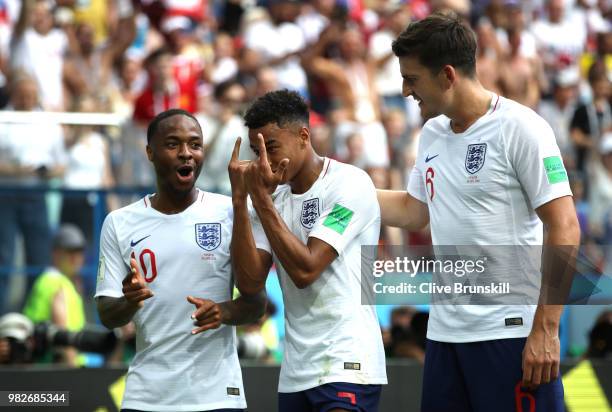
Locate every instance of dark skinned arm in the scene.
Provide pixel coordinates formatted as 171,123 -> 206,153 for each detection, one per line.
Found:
228,137 -> 274,295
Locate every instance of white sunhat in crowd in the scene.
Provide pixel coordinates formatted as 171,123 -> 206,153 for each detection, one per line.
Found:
601,132 -> 612,155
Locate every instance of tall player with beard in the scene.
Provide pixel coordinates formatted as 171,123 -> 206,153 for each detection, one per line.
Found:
377,13 -> 580,412
95,109 -> 265,412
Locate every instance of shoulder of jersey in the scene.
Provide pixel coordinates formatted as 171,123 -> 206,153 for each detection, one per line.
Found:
200,191 -> 232,208
270,184 -> 291,201
326,159 -> 373,187
421,114 -> 450,135
107,196 -> 149,218
497,96 -> 547,127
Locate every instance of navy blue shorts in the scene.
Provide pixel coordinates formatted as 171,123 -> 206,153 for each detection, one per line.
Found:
422,338 -> 565,412
279,382 -> 382,412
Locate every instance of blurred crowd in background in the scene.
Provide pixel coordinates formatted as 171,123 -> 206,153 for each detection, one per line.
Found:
0,0 -> 610,367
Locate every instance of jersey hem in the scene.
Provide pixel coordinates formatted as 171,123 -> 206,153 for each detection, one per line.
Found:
121,399 -> 247,411
426,329 -> 530,343
278,376 -> 388,393
531,190 -> 573,210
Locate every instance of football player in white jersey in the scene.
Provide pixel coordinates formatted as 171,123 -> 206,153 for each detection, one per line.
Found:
229,90 -> 387,412
376,13 -> 581,412
95,109 -> 266,412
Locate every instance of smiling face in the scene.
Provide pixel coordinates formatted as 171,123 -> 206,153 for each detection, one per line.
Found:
146,114 -> 204,194
399,56 -> 449,120
248,122 -> 309,185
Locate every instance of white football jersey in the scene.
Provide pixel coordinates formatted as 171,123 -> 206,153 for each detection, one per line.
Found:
408,94 -> 572,343
252,158 -> 388,393
95,190 -> 246,411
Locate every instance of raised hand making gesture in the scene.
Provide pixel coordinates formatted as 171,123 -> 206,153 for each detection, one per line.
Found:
121,258 -> 153,308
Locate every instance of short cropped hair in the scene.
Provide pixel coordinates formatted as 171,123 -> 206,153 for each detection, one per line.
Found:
392,12 -> 477,77
146,109 -> 201,144
243,89 -> 309,130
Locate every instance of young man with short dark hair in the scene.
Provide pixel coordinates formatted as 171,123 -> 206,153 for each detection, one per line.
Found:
230,90 -> 387,412
96,109 -> 265,412
378,12 -> 580,412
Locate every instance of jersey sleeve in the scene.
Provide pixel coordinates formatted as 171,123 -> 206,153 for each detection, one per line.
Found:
507,111 -> 573,209
407,166 -> 427,202
309,169 -> 379,255
407,131 -> 427,202
94,214 -> 128,299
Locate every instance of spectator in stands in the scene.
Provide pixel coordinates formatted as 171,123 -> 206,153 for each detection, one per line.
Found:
0,72 -> 66,314
22,223 -> 87,366
589,132 -> 612,243
67,0 -> 136,111
579,28 -> 612,81
158,14 -> 205,113
475,18 -> 502,96
242,0 -> 308,97
133,47 -> 190,124
304,23 -> 390,183
570,62 -> 612,174
539,68 -> 580,169
196,80 -> 250,196
61,95 -> 116,245
254,66 -> 279,99
369,4 -> 412,114
108,54 -> 147,123
498,27 -> 544,109
10,0 -> 80,111
210,32 -> 238,85
532,0 -> 587,96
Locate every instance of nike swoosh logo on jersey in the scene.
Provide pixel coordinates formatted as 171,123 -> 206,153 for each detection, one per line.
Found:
130,235 -> 151,247
425,154 -> 439,163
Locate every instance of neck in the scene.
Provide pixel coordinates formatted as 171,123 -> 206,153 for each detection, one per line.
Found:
290,152 -> 324,194
151,186 -> 198,214
448,81 -> 492,133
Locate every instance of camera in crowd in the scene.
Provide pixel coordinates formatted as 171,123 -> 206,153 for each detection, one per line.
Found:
0,313 -> 118,364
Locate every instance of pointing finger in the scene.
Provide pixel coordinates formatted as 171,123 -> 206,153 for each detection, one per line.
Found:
256,133 -> 270,167
230,137 -> 241,162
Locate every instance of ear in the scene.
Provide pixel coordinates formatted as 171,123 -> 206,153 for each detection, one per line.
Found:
299,126 -> 310,147
439,65 -> 456,90
146,144 -> 153,162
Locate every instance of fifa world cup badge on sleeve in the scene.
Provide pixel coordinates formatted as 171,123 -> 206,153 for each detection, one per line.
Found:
543,156 -> 568,184
323,204 -> 354,235
97,256 -> 105,283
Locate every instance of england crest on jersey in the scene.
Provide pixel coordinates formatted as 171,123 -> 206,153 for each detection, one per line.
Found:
465,143 -> 487,174
195,223 -> 221,251
301,198 -> 320,229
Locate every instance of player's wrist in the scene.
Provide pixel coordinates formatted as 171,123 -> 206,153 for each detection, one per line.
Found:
231,195 -> 247,208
